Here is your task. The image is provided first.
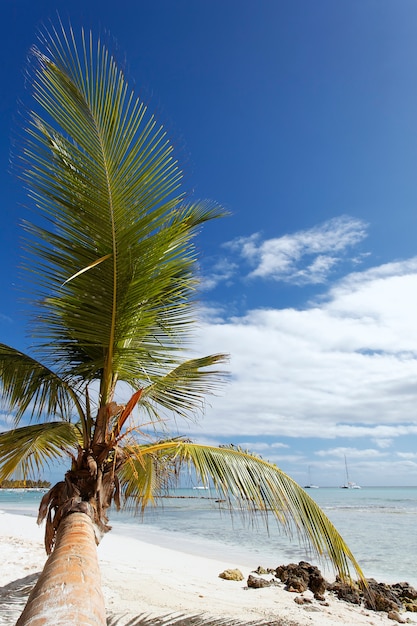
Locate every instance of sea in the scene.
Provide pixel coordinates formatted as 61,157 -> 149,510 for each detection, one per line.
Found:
0,486 -> 416,587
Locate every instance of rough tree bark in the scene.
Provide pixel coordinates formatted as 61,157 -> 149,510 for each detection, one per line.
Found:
16,512 -> 106,626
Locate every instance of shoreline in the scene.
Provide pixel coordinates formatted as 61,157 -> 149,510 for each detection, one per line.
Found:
108,512 -> 417,589
2,487 -> 417,589
0,511 -> 416,625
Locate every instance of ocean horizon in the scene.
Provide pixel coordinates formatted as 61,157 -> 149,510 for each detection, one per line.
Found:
1,485 -> 416,587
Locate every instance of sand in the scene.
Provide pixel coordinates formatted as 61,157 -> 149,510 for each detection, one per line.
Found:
0,511 -> 414,626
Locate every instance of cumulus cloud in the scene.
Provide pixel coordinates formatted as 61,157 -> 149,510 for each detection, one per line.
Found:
115,223 -> 417,485
224,215 -> 368,284
188,256 -> 417,449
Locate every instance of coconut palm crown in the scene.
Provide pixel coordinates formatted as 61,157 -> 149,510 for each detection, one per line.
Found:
0,24 -> 363,585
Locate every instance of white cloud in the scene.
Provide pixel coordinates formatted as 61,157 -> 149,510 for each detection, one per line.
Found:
238,441 -> 288,451
200,258 -> 238,290
0,412 -> 15,431
372,438 -> 392,449
188,256 -> 417,446
397,452 -> 417,459
315,447 -> 386,459
224,215 -> 368,284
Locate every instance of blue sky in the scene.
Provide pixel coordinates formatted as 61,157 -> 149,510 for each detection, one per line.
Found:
2,0 -> 417,486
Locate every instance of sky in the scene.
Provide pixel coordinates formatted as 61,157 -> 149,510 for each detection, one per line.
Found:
1,0 -> 417,486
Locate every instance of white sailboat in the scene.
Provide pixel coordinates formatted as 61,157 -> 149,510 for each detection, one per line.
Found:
340,456 -> 361,489
304,466 -> 319,489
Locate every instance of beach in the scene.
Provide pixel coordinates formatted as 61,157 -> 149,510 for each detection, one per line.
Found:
0,511 -> 415,626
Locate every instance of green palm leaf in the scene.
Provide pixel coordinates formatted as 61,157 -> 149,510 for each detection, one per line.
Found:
118,440 -> 364,583
0,344 -> 84,425
139,354 -> 229,420
0,421 -> 80,482
20,27 -> 227,406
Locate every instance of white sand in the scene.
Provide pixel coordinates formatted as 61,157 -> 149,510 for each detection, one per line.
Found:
0,511 -> 414,626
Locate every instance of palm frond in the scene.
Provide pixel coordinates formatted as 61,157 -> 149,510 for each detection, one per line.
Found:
118,441 -> 364,583
0,421 -> 80,481
117,444 -> 164,509
139,354 -> 229,420
19,26 -> 227,404
0,343 -> 85,425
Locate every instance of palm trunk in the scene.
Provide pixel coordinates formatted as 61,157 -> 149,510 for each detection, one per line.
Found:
16,512 -> 106,626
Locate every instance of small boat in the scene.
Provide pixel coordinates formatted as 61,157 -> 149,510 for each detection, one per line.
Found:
304,466 -> 319,489
340,456 -> 361,489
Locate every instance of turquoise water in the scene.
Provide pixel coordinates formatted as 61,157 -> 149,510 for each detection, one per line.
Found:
1,486 -> 416,586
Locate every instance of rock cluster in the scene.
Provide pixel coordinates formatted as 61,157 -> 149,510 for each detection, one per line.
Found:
329,577 -> 417,613
219,561 -> 417,617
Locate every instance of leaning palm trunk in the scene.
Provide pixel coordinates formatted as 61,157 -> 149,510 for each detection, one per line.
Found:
16,513 -> 106,626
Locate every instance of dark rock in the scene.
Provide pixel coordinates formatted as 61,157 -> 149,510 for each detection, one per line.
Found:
275,561 -> 326,598
287,581 -> 307,593
327,579 -> 362,605
314,593 -> 326,602
387,610 -> 406,623
392,582 -> 417,601
403,600 -> 417,612
309,569 -> 326,598
364,579 -> 402,613
247,574 -> 273,589
275,563 -> 309,591
294,596 -> 312,605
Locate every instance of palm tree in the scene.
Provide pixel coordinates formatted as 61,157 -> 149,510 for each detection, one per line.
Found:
0,24 -> 364,626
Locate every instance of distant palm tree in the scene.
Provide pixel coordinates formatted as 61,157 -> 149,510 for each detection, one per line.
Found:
0,24 -> 363,626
